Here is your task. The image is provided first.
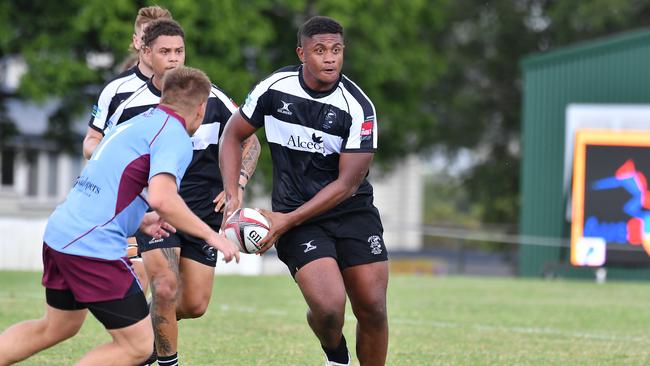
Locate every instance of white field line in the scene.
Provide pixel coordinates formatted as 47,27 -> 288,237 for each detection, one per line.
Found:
218,304 -> 649,343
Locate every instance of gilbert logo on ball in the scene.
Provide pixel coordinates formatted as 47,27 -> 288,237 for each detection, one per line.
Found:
224,208 -> 270,254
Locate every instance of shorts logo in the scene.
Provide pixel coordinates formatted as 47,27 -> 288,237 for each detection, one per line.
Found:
148,237 -> 164,245
368,235 -> 383,255
277,100 -> 293,116
300,240 -> 317,253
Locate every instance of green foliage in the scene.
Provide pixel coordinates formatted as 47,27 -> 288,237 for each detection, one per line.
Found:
9,1 -> 650,225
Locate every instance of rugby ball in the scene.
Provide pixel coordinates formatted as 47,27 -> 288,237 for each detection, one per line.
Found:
224,208 -> 270,254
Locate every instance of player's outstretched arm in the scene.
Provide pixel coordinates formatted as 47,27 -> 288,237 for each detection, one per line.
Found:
82,127 -> 104,160
148,172 -> 240,263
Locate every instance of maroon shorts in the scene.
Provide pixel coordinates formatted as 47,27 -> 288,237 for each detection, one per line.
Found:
42,243 -> 139,303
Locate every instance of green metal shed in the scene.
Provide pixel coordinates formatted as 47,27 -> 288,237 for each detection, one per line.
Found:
519,28 -> 650,279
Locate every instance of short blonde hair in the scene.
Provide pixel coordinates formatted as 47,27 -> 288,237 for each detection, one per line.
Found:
161,67 -> 212,110
128,6 -> 172,53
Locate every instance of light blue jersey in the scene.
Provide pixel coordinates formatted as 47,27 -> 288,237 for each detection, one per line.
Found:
44,106 -> 192,260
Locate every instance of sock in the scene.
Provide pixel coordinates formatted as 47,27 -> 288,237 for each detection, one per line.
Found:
322,335 -> 349,364
157,353 -> 179,366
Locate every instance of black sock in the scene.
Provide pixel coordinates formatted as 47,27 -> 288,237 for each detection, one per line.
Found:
322,335 -> 349,363
157,353 -> 179,366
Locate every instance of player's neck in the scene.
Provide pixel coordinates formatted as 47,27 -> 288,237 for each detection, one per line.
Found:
151,75 -> 164,91
137,58 -> 154,79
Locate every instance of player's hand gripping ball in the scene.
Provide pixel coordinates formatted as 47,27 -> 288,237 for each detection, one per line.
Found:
224,208 -> 270,254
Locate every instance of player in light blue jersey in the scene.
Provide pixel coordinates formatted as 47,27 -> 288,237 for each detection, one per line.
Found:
0,67 -> 239,366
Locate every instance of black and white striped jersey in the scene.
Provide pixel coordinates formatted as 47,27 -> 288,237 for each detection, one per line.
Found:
241,65 -> 378,214
88,64 -> 148,133
107,78 -> 237,218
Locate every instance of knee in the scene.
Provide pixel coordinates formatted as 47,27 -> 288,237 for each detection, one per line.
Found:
179,300 -> 209,319
353,299 -> 387,327
128,339 -> 154,364
151,277 -> 178,305
309,305 -> 345,330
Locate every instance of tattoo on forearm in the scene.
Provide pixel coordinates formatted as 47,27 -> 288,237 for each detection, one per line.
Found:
241,135 -> 261,179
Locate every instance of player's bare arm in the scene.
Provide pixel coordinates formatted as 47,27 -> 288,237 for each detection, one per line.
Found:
213,132 -> 260,212
256,152 -> 374,254
219,110 -> 258,226
82,127 -> 103,160
148,173 -> 240,263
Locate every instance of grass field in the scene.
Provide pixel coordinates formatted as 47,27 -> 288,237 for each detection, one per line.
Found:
2,271 -> 650,365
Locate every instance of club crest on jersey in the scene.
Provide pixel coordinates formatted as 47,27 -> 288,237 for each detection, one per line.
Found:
322,108 -> 337,130
277,100 -> 293,116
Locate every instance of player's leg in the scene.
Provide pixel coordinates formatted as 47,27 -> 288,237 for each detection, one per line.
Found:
276,223 -> 349,364
176,257 -> 215,318
0,300 -> 86,365
176,237 -> 218,319
141,245 -> 181,357
337,208 -> 389,366
76,290 -> 152,365
342,262 -> 389,366
295,258 -> 348,349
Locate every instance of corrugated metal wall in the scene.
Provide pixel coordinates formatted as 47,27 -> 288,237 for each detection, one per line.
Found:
519,29 -> 650,278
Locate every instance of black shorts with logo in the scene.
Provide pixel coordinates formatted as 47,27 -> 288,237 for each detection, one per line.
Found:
135,211 -> 222,267
276,200 -> 388,277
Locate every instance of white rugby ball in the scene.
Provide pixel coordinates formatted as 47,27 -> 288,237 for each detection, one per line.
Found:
224,208 -> 270,254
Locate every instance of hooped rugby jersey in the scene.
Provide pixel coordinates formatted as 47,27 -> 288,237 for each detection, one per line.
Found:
45,106 -> 193,260
240,65 -> 378,214
106,78 -> 237,218
88,64 -> 148,133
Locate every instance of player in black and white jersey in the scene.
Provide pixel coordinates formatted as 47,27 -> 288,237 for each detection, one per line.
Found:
104,19 -> 260,366
220,16 -> 388,366
82,5 -> 172,160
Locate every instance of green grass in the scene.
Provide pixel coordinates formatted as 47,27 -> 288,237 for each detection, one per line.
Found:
2,271 -> 650,365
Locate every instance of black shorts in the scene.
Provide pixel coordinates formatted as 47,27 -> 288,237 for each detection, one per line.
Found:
276,205 -> 388,277
135,210 -> 222,267
45,278 -> 148,330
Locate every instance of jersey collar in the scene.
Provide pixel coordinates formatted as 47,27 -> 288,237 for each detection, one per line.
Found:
147,78 -> 162,97
298,65 -> 341,99
134,63 -> 148,82
156,104 -> 186,128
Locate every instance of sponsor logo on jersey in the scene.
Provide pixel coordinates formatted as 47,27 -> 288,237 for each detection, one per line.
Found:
277,100 -> 293,116
73,176 -> 101,197
368,235 -> 383,255
286,133 -> 325,154
361,116 -> 374,139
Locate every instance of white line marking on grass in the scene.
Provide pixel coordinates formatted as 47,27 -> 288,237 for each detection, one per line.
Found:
217,304 -> 648,343
389,317 -> 648,343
